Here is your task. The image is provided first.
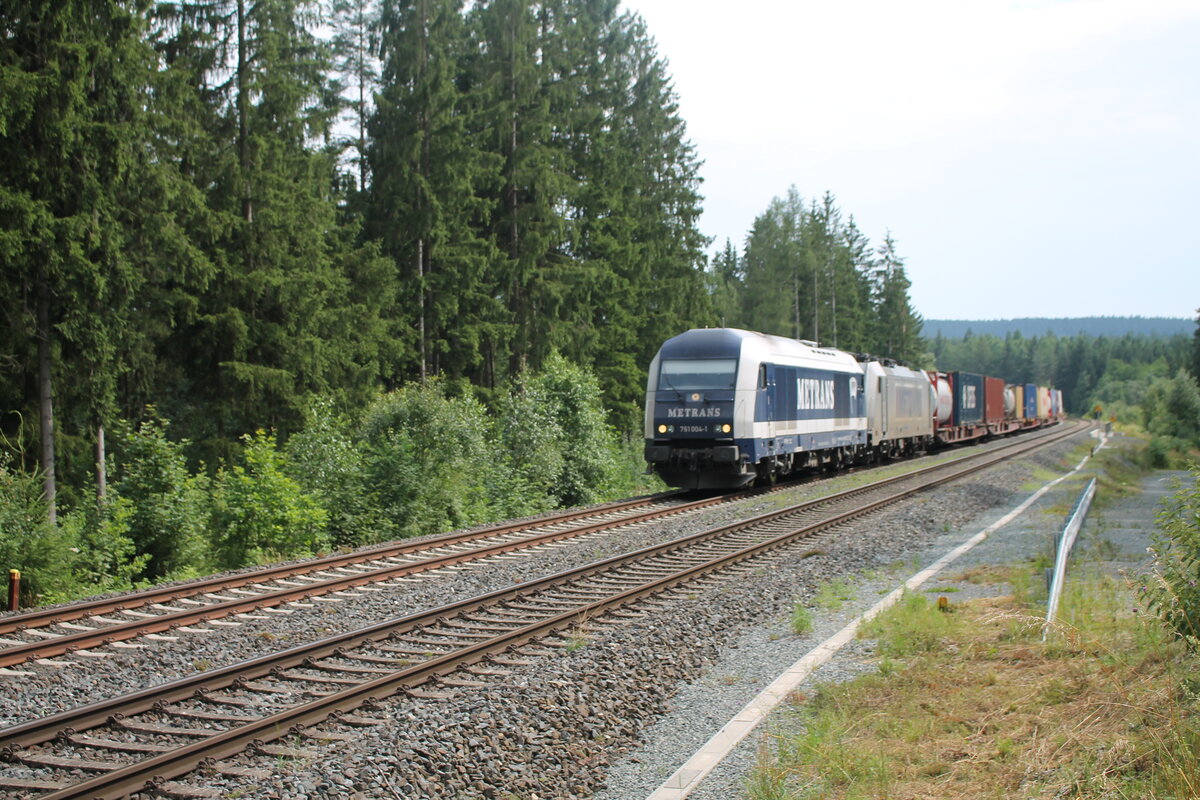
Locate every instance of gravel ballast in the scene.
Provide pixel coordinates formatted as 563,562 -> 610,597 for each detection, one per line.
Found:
0,426 -> 1124,799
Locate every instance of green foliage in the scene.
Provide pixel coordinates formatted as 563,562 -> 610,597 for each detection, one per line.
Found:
110,414 -> 212,579
360,381 -> 492,538
0,453 -> 147,603
211,431 -> 329,568
0,455 -> 75,603
790,601 -> 814,635
59,497 -> 150,595
1140,465 -> 1200,648
720,188 -> 920,360
930,330 -> 1192,419
861,591 -> 961,657
1142,370 -> 1200,447
522,353 -> 623,506
285,398 -> 384,548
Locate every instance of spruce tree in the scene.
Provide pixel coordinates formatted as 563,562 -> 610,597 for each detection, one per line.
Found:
0,0 -> 160,517
369,0 -> 501,385
873,233 -> 923,363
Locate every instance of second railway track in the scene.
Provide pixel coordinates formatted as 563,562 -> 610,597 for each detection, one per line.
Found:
0,421 -> 1088,798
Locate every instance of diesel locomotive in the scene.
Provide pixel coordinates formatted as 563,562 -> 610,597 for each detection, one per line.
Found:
643,327 -> 1062,490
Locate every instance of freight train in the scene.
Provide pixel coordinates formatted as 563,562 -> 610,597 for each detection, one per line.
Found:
643,328 -> 1064,490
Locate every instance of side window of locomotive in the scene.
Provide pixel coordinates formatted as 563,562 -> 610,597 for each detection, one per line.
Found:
758,364 -> 767,390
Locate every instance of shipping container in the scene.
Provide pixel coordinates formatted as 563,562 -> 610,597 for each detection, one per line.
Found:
1023,383 -> 1037,419
984,376 -> 1006,424
929,371 -> 953,427
1037,386 -> 1051,419
952,371 -> 985,425
1011,385 -> 1024,420
1055,389 -> 1064,418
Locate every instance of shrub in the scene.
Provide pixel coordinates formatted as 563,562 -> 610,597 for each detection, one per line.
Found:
286,398 -> 386,547
0,455 -> 76,603
1140,465 -> 1200,648
360,381 -> 492,538
211,430 -> 329,568
522,353 -> 624,506
110,413 -> 212,579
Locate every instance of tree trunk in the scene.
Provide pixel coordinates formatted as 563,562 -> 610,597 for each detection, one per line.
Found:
237,0 -> 252,224
36,275 -> 56,524
96,422 -> 107,503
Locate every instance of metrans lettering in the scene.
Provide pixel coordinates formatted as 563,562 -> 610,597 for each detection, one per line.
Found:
666,406 -> 723,418
797,378 -> 835,410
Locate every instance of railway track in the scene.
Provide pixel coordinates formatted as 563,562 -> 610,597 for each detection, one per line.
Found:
0,491 -> 755,669
0,421 -> 1086,798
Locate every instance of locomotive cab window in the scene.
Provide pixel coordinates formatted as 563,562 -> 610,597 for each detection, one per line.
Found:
658,359 -> 738,391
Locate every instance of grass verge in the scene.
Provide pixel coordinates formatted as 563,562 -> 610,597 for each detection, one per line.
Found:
746,564 -> 1200,799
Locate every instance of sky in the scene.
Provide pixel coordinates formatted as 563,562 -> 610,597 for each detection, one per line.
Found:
621,0 -> 1200,321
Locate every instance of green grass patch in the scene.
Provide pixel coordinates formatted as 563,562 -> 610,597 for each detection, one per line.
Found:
812,577 -> 855,610
745,565 -> 1200,799
790,602 -> 814,635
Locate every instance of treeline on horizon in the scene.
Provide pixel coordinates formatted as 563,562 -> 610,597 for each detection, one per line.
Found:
925,316 -> 1194,340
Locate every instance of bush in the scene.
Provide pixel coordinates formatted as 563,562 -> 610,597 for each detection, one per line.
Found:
522,353 -> 625,506
0,455 -> 76,603
59,496 -> 150,595
110,413 -> 212,579
286,398 -> 387,548
489,384 -> 566,518
211,430 -> 329,568
360,381 -> 492,538
1140,465 -> 1200,648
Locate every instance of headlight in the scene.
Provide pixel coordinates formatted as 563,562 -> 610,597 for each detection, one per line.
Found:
721,424 -> 732,433
657,424 -> 668,434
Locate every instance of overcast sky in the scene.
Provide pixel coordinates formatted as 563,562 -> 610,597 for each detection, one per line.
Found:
621,0 -> 1199,321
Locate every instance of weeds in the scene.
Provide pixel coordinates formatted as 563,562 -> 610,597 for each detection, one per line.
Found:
748,565 -> 1200,799
790,602 -> 813,635
812,578 -> 854,610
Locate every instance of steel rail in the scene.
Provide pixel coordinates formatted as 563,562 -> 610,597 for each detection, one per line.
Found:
0,492 -> 693,636
0,419 -> 1084,757
15,420 -> 1087,799
0,495 -> 743,667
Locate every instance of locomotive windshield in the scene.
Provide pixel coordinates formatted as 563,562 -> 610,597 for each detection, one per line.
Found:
657,359 -> 738,391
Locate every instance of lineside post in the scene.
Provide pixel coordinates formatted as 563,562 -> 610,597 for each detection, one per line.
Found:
7,569 -> 18,612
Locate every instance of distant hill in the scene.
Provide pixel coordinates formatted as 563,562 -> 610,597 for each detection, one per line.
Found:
923,317 -> 1193,340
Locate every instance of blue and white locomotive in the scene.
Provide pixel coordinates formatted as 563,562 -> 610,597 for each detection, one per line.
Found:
644,328 -> 874,489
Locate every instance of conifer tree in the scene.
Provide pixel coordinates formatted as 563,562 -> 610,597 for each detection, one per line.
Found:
0,0 -> 159,517
369,0 -> 501,385
873,233 -> 923,363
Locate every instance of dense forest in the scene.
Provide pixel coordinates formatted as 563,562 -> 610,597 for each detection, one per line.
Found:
1,0 -> 926,602
2,1 -> 1194,606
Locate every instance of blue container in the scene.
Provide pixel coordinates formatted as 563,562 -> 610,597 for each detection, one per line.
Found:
952,371 -> 984,425
1023,383 -> 1038,419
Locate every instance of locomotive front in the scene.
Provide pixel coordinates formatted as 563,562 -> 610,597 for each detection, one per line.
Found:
643,329 -> 753,489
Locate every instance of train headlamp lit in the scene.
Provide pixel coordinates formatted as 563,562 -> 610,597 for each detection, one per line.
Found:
690,392 -> 701,402
721,424 -> 732,433
657,424 -> 668,434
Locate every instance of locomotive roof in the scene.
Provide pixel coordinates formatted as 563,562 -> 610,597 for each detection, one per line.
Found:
658,328 -> 857,367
